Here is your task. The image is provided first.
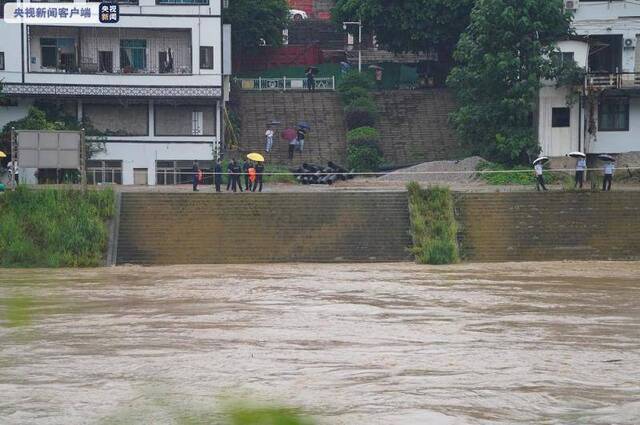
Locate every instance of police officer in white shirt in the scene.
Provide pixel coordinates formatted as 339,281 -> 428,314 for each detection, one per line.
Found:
603,161 -> 615,192
535,162 -> 547,192
575,157 -> 587,189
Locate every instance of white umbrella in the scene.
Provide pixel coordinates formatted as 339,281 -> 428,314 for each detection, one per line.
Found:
533,156 -> 550,165
598,154 -> 616,162
568,152 -> 586,158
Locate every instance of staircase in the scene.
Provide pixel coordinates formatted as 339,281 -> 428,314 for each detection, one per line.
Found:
116,192 -> 411,265
232,91 -> 347,166
456,192 -> 640,262
374,89 -> 461,167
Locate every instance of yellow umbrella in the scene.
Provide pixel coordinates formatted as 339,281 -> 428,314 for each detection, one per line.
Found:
0,151 -> 7,158
247,152 -> 265,162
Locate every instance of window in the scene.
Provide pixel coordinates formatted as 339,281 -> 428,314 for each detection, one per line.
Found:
0,52 -> 4,70
40,37 -> 76,70
87,160 -> 123,185
192,111 -> 204,135
200,46 -> 213,70
98,51 -> 113,73
599,98 -> 629,131
120,39 -> 147,72
551,51 -> 575,67
552,107 -> 570,128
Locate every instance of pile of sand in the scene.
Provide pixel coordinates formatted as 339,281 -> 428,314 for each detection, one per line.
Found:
378,156 -> 485,184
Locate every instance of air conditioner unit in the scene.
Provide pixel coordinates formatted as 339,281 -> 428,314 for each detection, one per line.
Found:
564,0 -> 579,11
624,38 -> 636,48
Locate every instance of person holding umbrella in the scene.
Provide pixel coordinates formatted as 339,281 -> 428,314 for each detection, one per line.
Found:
306,67 -> 316,92
533,157 -> 549,192
297,127 -> 307,153
600,155 -> 616,191
282,128 -> 297,160
570,152 -> 587,189
247,153 -> 265,192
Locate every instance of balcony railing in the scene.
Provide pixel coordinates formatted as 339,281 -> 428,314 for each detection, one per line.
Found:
233,77 -> 336,91
586,73 -> 640,90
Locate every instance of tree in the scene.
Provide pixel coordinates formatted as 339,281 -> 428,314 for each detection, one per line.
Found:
447,0 -> 575,164
223,0 -> 289,50
332,0 -> 475,62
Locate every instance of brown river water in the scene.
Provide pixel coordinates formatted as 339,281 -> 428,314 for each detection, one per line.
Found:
1,262 -> 639,425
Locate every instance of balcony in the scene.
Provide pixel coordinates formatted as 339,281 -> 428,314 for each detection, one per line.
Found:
27,26 -> 193,75
586,73 -> 640,91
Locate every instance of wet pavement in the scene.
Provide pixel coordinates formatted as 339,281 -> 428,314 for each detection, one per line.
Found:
1,262 -> 639,424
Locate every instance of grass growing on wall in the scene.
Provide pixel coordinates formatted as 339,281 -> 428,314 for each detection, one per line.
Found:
0,187 -> 115,268
407,182 -> 459,265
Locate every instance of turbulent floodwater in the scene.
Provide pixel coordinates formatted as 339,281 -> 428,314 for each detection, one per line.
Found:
0,262 -> 639,425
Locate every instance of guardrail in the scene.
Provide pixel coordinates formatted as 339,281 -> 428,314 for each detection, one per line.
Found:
586,72 -> 640,90
233,77 -> 336,91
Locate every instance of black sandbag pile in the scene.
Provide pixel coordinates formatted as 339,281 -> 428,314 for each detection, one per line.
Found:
293,162 -> 355,185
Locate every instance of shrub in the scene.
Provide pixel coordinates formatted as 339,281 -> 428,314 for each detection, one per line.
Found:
344,97 -> 378,130
337,70 -> 374,95
346,126 -> 380,144
407,182 -> 459,265
476,160 -> 565,186
347,141 -> 383,172
339,86 -> 371,105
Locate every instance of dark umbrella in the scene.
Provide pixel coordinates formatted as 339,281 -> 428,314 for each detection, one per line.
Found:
569,152 -> 586,158
297,121 -> 311,130
281,128 -> 297,141
598,154 -> 616,162
533,156 -> 550,166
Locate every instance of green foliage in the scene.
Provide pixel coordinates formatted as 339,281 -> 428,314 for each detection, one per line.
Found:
227,405 -> 315,425
345,107 -> 377,130
476,160 -> 565,185
407,182 -> 459,265
0,187 -> 115,267
344,96 -> 378,115
347,140 -> 383,172
223,0 -> 289,50
263,164 -> 296,184
448,0 -> 573,165
332,0 -> 474,60
337,70 -> 374,94
339,86 -> 371,105
346,126 -> 380,144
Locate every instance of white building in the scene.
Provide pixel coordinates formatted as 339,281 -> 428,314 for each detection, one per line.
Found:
0,0 -> 231,185
539,0 -> 640,162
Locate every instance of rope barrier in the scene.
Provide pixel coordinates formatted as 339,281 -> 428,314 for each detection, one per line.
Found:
174,166 -> 640,177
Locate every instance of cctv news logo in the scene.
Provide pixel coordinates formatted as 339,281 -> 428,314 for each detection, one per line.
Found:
3,2 -> 119,24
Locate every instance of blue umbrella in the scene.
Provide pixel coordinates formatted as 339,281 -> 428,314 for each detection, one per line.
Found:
298,121 -> 311,130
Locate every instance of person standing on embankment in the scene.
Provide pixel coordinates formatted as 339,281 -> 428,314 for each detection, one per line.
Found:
535,162 -> 547,192
603,162 -> 615,191
575,157 -> 586,189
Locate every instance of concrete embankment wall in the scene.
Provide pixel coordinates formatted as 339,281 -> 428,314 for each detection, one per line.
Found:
116,192 -> 412,265
115,191 -> 640,265
455,192 -> 640,262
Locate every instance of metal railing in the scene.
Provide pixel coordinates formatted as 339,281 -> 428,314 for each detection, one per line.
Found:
586,72 -> 640,90
233,77 -> 336,91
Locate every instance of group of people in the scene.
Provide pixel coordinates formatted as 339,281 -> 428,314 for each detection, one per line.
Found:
534,156 -> 616,192
264,125 -> 308,161
191,159 -> 265,193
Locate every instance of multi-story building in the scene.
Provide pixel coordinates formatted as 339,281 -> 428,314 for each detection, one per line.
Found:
0,0 -> 230,185
539,0 -> 640,163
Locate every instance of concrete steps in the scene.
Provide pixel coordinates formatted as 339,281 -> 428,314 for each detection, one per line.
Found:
231,91 -> 347,166
116,192 -> 411,265
455,192 -> 640,262
374,89 -> 461,166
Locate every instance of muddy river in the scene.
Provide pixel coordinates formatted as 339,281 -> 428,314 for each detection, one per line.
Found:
1,262 -> 639,425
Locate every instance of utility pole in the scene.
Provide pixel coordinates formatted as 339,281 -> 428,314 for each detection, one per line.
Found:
343,21 -> 363,72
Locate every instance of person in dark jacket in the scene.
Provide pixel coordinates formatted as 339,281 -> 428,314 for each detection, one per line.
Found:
232,160 -> 244,193
253,162 -> 265,192
297,128 -> 306,153
226,160 -> 234,191
192,161 -> 200,192
242,159 -> 251,191
214,160 -> 223,192
306,68 -> 315,92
